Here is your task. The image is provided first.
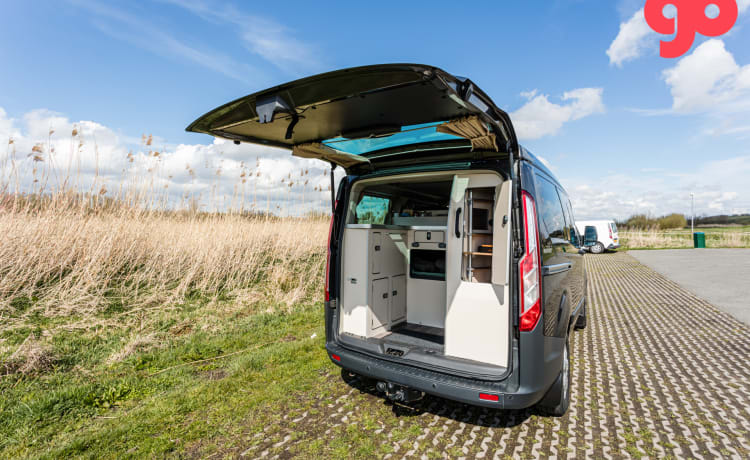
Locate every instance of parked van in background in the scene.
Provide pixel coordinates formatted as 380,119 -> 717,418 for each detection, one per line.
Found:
187,64 -> 588,416
576,220 -> 620,254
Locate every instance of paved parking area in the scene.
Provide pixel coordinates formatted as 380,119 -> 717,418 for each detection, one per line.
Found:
629,249 -> 750,325
236,253 -> 750,459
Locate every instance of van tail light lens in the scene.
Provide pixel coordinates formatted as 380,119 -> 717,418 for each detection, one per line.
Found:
325,201 -> 338,302
519,192 -> 541,332
479,393 -> 500,402
609,226 -> 613,239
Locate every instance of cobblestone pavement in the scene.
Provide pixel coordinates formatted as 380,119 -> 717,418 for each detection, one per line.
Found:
239,253 -> 750,459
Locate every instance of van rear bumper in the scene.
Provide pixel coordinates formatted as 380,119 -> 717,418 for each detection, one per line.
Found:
325,343 -> 548,409
608,243 -> 621,250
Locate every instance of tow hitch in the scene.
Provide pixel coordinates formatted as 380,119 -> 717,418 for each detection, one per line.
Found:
376,381 -> 423,403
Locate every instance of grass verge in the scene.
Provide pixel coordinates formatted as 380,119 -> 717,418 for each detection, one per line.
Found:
1,297 -> 332,459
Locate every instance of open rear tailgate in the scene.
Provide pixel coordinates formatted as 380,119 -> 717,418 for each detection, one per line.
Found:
186,64 -> 517,166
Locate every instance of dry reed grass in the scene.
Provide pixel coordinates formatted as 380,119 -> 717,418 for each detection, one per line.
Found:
620,229 -> 750,249
0,209 -> 329,316
1,129 -> 330,337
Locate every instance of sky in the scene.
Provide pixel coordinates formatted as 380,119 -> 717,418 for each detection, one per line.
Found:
1,0 -> 750,219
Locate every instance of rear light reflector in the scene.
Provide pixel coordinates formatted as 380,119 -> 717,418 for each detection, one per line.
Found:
519,192 -> 542,332
331,354 -> 341,362
479,393 -> 499,402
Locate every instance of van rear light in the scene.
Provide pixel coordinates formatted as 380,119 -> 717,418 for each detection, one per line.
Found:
479,393 -> 499,402
331,353 -> 341,362
609,226 -> 613,239
519,192 -> 541,332
324,201 -> 337,302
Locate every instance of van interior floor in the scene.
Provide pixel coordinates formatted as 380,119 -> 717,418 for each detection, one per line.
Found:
339,324 -> 508,376
390,323 -> 444,345
375,323 -> 445,352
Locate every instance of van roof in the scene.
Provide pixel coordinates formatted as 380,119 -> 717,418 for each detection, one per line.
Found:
519,146 -> 565,189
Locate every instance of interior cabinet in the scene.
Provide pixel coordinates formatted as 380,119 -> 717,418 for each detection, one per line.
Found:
462,188 -> 495,283
371,277 -> 390,331
391,275 -> 406,323
341,227 -> 408,338
371,232 -> 382,274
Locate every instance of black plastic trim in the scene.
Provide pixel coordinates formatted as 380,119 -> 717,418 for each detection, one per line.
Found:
326,342 -> 547,409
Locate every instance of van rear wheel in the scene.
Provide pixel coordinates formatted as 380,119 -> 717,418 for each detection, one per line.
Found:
538,340 -> 571,417
590,242 -> 605,254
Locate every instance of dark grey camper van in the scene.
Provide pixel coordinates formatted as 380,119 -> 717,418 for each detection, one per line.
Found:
188,64 -> 587,416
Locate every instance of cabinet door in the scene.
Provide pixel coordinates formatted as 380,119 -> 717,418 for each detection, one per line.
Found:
371,232 -> 382,274
390,275 -> 406,324
371,277 -> 389,331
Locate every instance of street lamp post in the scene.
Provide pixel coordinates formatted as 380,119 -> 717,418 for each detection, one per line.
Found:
690,193 -> 694,234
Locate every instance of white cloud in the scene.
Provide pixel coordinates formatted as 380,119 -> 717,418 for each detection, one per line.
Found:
566,155 -> 750,220
662,39 -> 750,113
69,0 -> 262,84
510,88 -> 605,140
0,108 -> 341,214
631,40 -> 750,138
160,0 -> 321,74
0,108 -> 20,141
607,9 -> 654,67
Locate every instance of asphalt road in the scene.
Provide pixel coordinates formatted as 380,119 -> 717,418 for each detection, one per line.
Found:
230,253 -> 750,459
629,249 -> 750,325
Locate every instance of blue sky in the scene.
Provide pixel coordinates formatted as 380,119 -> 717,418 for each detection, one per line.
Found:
2,0 -> 750,218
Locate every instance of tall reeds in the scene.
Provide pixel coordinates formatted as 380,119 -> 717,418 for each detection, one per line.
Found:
619,229 -> 750,249
1,129 -> 330,318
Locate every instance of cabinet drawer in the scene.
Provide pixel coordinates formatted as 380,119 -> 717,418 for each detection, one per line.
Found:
371,277 -> 389,331
414,230 -> 444,243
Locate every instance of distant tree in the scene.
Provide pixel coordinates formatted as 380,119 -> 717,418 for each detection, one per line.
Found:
625,214 -> 656,229
695,214 -> 750,226
657,213 -> 687,229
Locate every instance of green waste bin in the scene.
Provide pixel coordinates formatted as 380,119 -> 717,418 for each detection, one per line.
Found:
693,232 -> 706,248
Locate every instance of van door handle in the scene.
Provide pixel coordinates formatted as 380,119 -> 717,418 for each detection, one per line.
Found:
542,263 -> 572,276
455,208 -> 462,238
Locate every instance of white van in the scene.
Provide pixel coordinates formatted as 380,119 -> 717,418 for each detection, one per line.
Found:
576,220 -> 620,254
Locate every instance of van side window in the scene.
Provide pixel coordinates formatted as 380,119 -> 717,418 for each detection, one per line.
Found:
558,190 -> 578,246
355,195 -> 390,224
535,176 -> 566,241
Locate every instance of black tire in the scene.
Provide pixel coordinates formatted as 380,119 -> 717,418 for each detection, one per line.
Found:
590,242 -> 605,254
575,303 -> 587,330
538,341 -> 571,417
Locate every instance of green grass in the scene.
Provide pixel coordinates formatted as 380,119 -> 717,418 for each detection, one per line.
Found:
0,297 -> 333,459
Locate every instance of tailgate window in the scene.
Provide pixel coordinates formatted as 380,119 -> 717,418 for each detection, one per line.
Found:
323,122 -> 461,155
